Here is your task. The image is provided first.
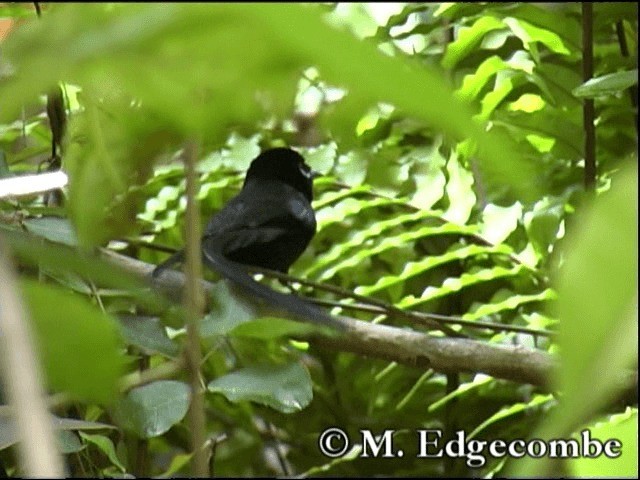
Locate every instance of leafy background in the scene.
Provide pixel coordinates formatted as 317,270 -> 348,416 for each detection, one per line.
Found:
0,3 -> 636,478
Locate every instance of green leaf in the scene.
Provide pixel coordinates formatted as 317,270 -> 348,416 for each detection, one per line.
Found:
316,221 -> 477,282
303,143 -> 338,174
117,315 -> 180,358
444,152 -> 476,224
503,17 -> 571,55
512,166 -> 638,477
555,166 -> 637,424
80,432 -> 126,472
400,266 -> 532,311
115,381 -> 191,438
442,16 -> 505,69
410,144 -> 447,210
480,202 -> 522,244
357,244 -> 512,296
2,228 -> 159,309
463,288 -> 556,321
0,412 -> 114,451
230,317 -> 320,340
334,150 -> 368,186
573,70 -> 638,98
200,281 -> 258,338
524,198 -> 565,258
569,409 -> 638,478
22,217 -> 78,246
57,430 -> 84,454
208,362 -> 313,413
21,280 -> 125,403
457,55 -> 509,101
468,394 -> 555,439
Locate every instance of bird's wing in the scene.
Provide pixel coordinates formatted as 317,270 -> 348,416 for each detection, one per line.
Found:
205,184 -> 315,250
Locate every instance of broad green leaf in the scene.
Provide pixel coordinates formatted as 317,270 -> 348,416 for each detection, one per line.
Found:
480,202 -> 522,244
524,198 -> 565,258
400,265 -> 531,311
80,432 -> 126,472
497,3 -> 580,50
57,430 -> 84,454
493,109 -> 583,160
200,281 -> 257,338
117,315 -> 180,358
21,280 -> 125,403
457,56 -> 509,101
428,374 -> 494,412
230,317 -> 319,340
0,412 -> 114,451
22,217 -> 78,246
356,244 -> 513,296
503,17 -> 571,55
115,381 -> 191,438
462,288 -> 556,321
410,144 -> 448,210
208,362 -> 313,413
334,151 -> 368,186
317,222 -> 477,282
568,409 -> 638,478
442,16 -> 505,69
444,152 -> 475,224
512,166 -> 638,477
2,228 -> 160,309
468,394 -> 555,439
303,143 -> 338,175
555,166 -> 637,424
573,70 -> 639,98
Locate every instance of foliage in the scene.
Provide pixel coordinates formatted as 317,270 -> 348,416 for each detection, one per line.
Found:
0,3 -> 636,477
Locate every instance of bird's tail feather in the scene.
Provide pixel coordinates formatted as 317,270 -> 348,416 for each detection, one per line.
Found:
201,239 -> 346,331
151,249 -> 185,278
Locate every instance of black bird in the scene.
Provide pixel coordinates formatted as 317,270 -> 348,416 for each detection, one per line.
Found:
153,147 -> 345,330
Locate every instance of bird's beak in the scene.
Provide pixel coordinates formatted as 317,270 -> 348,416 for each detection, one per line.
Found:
311,170 -> 322,179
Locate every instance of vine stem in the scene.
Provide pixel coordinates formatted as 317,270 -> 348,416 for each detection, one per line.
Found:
183,139 -> 208,477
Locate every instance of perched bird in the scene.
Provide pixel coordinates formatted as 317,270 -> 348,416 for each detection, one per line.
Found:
153,147 -> 345,330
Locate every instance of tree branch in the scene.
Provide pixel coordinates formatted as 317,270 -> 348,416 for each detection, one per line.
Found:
102,249 -> 558,387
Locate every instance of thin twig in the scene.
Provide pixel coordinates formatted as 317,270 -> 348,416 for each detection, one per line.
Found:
582,3 -> 596,191
615,20 -> 638,134
309,298 -> 555,338
182,140 -> 208,477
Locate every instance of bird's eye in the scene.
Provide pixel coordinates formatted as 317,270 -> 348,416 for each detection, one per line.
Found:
299,163 -> 313,179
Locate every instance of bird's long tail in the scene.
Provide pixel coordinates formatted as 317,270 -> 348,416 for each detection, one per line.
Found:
201,237 -> 347,331
151,249 -> 185,278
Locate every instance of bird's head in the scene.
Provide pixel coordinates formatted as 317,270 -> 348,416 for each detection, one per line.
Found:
244,147 -> 316,202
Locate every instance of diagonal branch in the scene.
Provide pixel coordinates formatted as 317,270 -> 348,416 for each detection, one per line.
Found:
102,249 -> 557,387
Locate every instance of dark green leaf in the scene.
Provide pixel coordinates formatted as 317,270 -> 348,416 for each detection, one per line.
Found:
23,217 -> 78,246
573,70 -> 638,98
21,280 -> 125,403
208,362 -> 313,413
115,381 -> 191,438
117,315 -> 180,358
